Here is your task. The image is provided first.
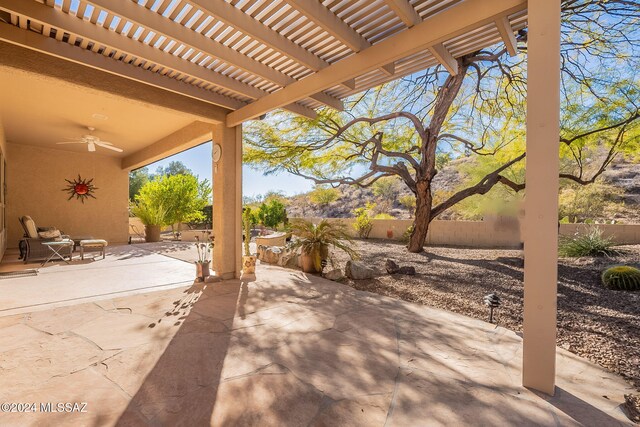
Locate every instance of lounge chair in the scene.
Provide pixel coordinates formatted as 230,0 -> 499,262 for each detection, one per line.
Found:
18,216 -> 71,263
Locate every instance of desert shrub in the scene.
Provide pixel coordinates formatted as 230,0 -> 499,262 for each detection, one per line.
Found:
398,194 -> 416,212
372,176 -> 402,199
558,227 -> 617,257
257,199 -> 287,229
353,204 -> 374,238
558,182 -> 624,223
373,213 -> 395,219
401,225 -> 414,243
601,266 -> 640,291
309,186 -> 340,206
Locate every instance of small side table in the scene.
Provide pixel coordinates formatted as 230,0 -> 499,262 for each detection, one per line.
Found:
41,240 -> 74,266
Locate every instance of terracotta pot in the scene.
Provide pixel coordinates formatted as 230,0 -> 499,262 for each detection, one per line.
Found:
300,245 -> 328,273
242,255 -> 257,274
195,261 -> 210,280
300,253 -> 317,273
387,229 -> 394,239
145,225 -> 161,242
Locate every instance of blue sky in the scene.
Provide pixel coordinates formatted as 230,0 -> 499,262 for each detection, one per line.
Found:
146,141 -> 314,198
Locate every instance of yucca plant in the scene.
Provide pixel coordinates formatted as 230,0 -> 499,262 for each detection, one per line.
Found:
558,226 -> 617,257
602,266 -> 640,291
289,219 -> 358,272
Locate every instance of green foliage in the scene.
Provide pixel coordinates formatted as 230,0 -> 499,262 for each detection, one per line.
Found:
130,200 -> 167,227
129,167 -> 150,201
353,204 -> 374,238
308,186 -> 340,206
154,161 -> 192,177
401,225 -> 414,244
601,266 -> 640,291
290,220 -> 357,271
135,174 -> 210,227
558,227 -> 617,257
436,152 -> 452,170
372,177 -> 402,199
398,194 -> 416,212
256,199 -> 287,229
558,182 -> 624,223
190,205 -> 212,228
373,213 -> 395,219
242,207 -> 253,256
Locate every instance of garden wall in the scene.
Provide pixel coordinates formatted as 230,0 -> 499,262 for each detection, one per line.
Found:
7,143 -> 129,247
292,217 -> 640,248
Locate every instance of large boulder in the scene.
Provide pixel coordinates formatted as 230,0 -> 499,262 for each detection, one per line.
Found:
345,261 -> 375,280
324,268 -> 344,281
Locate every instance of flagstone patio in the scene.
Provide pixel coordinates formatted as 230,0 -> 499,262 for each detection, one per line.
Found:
0,251 -> 634,426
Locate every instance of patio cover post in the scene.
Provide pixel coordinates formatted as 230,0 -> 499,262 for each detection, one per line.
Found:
212,124 -> 243,279
522,0 -> 561,394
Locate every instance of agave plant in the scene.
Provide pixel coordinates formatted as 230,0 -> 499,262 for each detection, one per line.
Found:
289,219 -> 358,272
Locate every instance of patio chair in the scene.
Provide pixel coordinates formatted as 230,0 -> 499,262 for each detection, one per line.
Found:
18,216 -> 71,263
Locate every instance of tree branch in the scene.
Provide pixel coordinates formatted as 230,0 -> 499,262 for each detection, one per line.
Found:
430,153 -> 526,218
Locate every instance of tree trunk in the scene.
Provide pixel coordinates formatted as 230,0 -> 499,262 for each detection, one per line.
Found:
408,180 -> 432,252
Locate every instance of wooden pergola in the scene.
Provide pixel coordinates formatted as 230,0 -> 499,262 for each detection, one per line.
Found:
0,0 -> 561,395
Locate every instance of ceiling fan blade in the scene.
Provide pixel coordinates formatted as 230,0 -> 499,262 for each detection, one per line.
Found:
95,140 -> 114,145
96,143 -> 123,152
56,141 -> 85,145
88,142 -> 96,152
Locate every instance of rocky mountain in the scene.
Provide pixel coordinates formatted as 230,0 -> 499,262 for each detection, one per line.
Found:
283,157 -> 639,223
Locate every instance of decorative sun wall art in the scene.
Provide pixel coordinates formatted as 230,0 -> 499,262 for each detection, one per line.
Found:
63,175 -> 98,203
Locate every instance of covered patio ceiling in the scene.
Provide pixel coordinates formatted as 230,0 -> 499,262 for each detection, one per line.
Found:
0,0 -> 527,126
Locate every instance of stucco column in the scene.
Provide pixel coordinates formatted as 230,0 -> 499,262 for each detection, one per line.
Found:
212,123 -> 242,279
522,0 -> 561,394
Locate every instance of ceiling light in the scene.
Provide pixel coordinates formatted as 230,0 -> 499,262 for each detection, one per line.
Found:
92,113 -> 108,120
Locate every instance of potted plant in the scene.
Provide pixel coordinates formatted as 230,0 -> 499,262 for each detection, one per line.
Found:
290,219 -> 358,273
242,207 -> 257,274
130,201 -> 167,243
194,233 -> 214,281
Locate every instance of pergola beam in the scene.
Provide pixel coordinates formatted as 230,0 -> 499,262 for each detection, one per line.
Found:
0,0 -> 263,99
496,16 -> 519,57
340,79 -> 356,90
429,43 -> 458,75
84,0 -> 342,110
379,63 -> 396,77
0,0 -> 319,117
189,0 -> 327,71
84,0 -> 290,88
121,121 -> 213,170
383,0 -> 421,27
0,24 -> 238,118
284,0 -> 371,52
227,0 -> 527,126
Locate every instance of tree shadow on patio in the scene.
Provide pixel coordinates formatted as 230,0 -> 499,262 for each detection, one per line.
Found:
111,265 -> 629,425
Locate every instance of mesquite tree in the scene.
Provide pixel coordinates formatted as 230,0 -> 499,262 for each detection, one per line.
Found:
244,0 -> 639,253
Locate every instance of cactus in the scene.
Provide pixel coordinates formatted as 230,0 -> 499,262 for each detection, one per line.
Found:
601,266 -> 640,291
243,207 -> 253,257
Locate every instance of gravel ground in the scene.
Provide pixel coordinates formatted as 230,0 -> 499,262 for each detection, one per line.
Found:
330,239 -> 640,391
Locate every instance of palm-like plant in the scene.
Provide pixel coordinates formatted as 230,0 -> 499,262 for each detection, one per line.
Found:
289,219 -> 357,272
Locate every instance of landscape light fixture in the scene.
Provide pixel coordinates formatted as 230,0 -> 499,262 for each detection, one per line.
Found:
483,293 -> 501,323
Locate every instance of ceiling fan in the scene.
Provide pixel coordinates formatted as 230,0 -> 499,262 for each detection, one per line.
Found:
56,127 -> 123,153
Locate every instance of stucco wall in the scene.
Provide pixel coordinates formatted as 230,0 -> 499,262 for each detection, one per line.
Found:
6,143 -> 129,248
0,120 -> 7,259
293,217 -> 640,248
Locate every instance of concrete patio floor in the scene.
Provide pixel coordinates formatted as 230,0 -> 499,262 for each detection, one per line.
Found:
0,253 -> 635,426
0,243 -> 197,316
